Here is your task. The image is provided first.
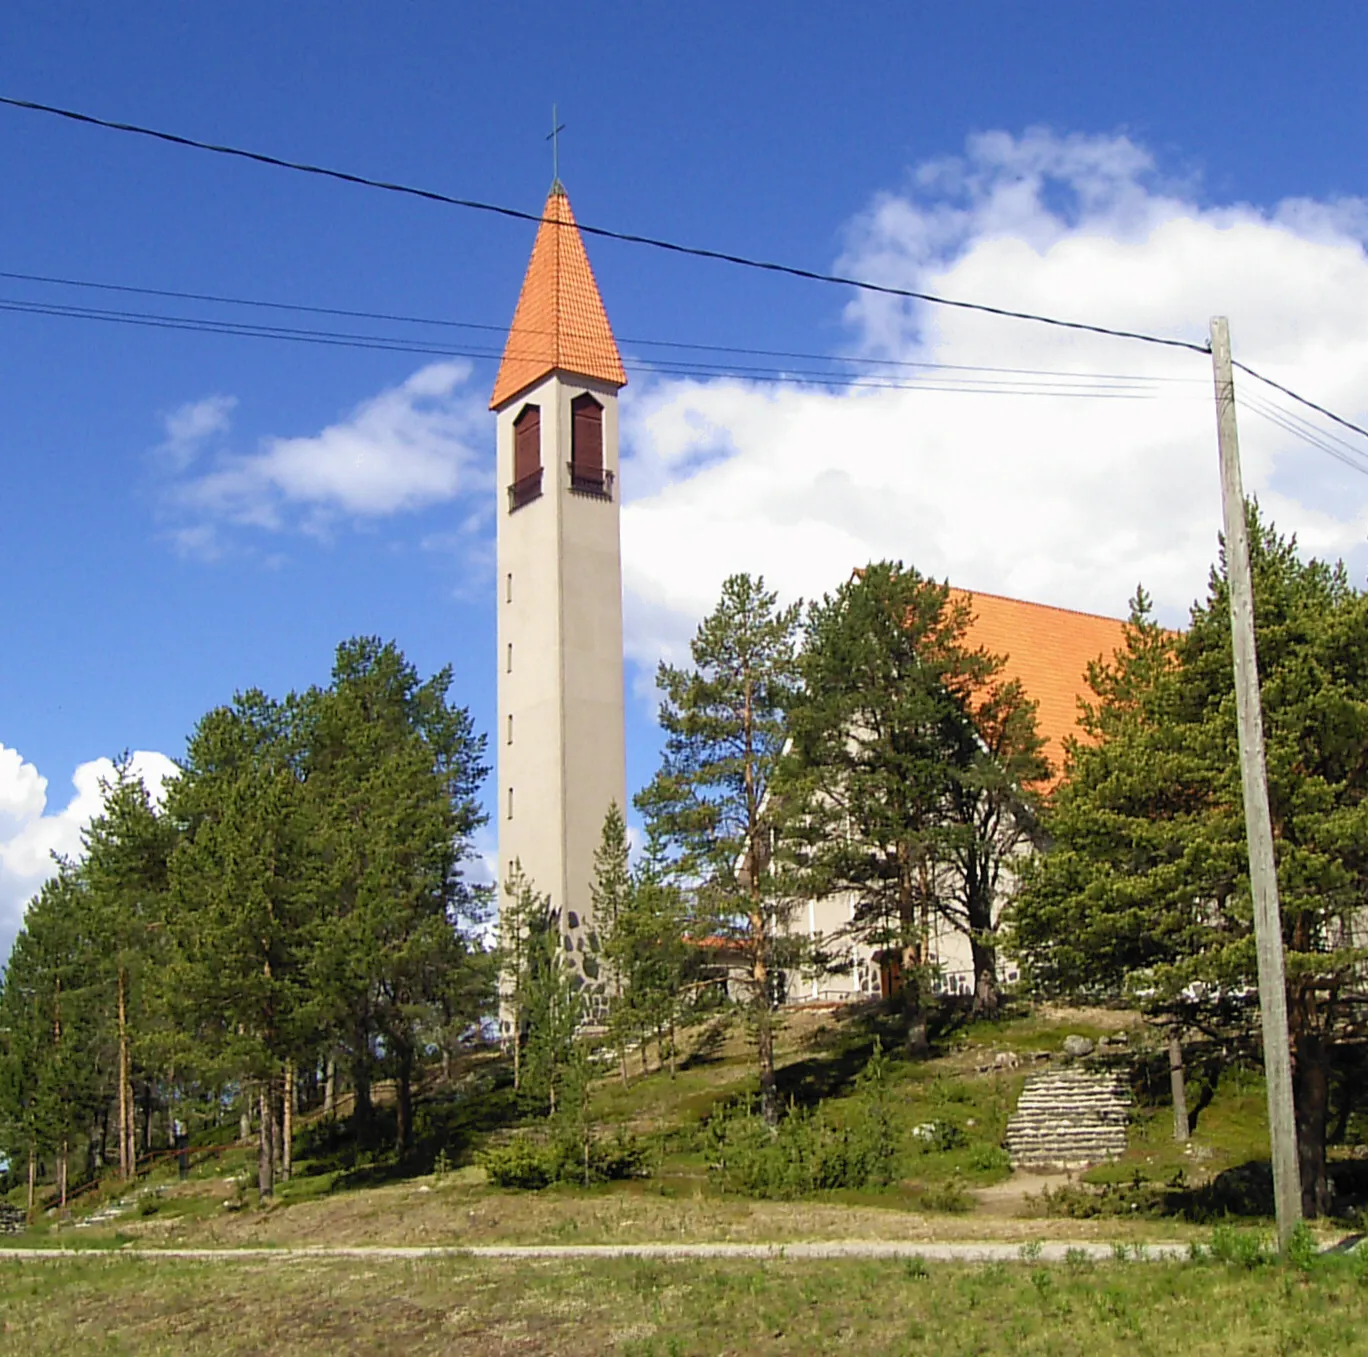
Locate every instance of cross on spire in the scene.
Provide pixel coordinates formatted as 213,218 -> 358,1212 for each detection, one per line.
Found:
547,105 -> 566,190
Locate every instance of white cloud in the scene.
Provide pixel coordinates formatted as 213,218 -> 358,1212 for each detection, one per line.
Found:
0,746 -> 178,964
158,394 -> 237,471
167,362 -> 488,541
618,129 -> 1368,670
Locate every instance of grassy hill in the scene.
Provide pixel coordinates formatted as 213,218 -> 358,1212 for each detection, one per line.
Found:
4,998 -> 1344,1251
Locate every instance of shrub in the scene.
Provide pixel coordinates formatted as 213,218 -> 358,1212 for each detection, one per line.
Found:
1208,1224 -> 1268,1269
911,1119 -> 968,1153
921,1177 -> 972,1213
480,1128 -> 648,1190
1287,1221 -> 1318,1274
967,1143 -> 1011,1173
705,1040 -> 901,1199
1033,1174 -> 1168,1219
481,1135 -> 557,1189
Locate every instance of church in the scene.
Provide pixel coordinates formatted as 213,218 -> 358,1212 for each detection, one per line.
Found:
489,180 -> 1129,1008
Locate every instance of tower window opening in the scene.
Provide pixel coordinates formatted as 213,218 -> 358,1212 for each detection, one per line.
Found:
507,786 -> 514,820
506,572 -> 513,603
507,713 -> 513,745
569,393 -> 612,499
506,642 -> 512,673
510,405 -> 543,510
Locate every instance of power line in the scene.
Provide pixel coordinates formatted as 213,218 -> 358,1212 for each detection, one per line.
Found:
3,95 -> 1366,449
0,294 -> 1162,397
0,267 -> 511,337
1240,384 -> 1368,467
0,266 -> 1196,382
1237,391 -> 1368,480
1233,359 -> 1368,444
0,93 -> 1211,355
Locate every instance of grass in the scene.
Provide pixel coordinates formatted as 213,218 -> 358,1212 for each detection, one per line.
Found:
5,1002 -> 1329,1251
2,1247 -> 1367,1355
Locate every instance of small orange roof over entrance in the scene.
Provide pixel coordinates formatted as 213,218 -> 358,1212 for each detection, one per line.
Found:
490,184 -> 628,410
950,587 -> 1129,782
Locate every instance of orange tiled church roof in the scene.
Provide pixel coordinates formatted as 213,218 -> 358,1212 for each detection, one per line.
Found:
949,587 -> 1129,783
489,184 -> 628,410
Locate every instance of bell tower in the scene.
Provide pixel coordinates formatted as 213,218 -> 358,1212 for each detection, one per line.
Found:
491,182 -> 627,999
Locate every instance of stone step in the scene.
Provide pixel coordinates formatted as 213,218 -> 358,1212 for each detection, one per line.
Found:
1004,1067 -> 1132,1171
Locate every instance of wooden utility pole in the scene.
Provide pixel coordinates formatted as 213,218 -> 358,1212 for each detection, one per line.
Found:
1209,316 -> 1301,1249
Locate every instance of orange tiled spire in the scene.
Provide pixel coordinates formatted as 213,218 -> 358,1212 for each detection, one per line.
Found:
489,184 -> 628,410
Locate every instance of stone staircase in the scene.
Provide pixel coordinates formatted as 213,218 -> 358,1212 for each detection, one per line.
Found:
1005,1067 -> 1131,1171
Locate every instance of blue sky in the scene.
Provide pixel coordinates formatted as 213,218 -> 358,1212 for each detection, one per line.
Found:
3,2 -> 1368,953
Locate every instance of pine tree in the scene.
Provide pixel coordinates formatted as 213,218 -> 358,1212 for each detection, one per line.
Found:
596,808 -> 694,1080
0,870 -> 106,1213
939,634 -> 1048,1016
304,638 -> 489,1157
164,691 -> 316,1198
637,573 -> 801,1122
786,563 -> 967,1050
591,804 -> 635,1083
1014,510 -> 1368,1216
80,761 -> 178,1179
513,880 -> 583,1117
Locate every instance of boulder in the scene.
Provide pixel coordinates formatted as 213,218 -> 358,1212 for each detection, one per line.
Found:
1062,1035 -> 1096,1058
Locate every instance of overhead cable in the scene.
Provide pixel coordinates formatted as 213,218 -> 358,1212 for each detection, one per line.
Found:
4,96 -> 1367,449
1237,391 -> 1368,480
1233,359 -> 1368,444
0,266 -> 1199,383
0,296 -> 1157,396
0,94 -> 1210,355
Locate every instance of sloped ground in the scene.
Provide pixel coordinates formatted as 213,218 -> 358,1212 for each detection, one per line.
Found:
4,1002 -> 1334,1252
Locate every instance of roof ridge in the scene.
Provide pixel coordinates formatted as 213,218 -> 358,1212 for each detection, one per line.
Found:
949,584 -> 1128,626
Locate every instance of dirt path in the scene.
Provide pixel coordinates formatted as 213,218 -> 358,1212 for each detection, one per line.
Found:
0,1239 -> 1186,1262
972,1171 -> 1072,1215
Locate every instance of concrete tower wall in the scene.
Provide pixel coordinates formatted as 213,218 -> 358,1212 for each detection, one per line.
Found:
495,370 -> 625,979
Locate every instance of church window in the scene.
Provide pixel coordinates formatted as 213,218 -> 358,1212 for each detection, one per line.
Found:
506,572 -> 513,603
569,393 -> 612,498
506,642 -> 512,673
507,713 -> 513,745
507,786 -> 514,820
509,405 -> 542,510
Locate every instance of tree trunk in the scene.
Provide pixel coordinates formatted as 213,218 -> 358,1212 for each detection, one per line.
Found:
901,944 -> 930,1058
141,1082 -> 153,1156
752,936 -> 779,1125
26,1145 -> 36,1222
59,1140 -> 68,1210
257,1085 -> 274,1200
271,1080 -> 284,1178
117,968 -> 134,1179
239,1088 -> 252,1145
282,1061 -> 294,1182
1293,1028 -> 1331,1218
1168,1028 -> 1190,1143
668,1016 -> 677,1079
351,1054 -> 373,1130
968,931 -> 1000,1019
323,1058 -> 336,1116
395,1046 -> 414,1160
902,853 -> 931,1058
618,1038 -> 629,1088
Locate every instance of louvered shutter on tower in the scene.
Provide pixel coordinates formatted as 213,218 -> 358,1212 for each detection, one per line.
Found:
514,405 -> 541,481
571,394 -> 603,480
